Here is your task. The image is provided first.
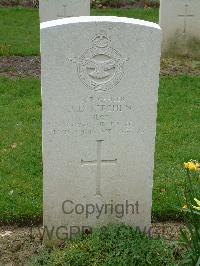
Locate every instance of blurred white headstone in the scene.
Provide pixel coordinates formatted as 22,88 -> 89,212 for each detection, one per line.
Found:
39,0 -> 90,22
160,0 -> 200,56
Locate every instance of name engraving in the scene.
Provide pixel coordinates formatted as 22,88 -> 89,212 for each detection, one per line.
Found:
51,95 -> 136,136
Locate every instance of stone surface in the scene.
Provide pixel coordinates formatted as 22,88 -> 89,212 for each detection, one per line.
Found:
159,0 -> 200,57
39,0 -> 90,22
41,16 -> 161,243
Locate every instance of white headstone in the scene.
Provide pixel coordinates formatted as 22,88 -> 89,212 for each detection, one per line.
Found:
39,0 -> 90,22
160,0 -> 200,56
41,16 -> 161,243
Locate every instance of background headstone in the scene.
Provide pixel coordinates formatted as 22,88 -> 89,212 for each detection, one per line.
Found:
39,0 -> 90,22
41,17 -> 161,243
159,0 -> 200,57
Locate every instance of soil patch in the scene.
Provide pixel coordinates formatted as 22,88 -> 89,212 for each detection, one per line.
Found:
0,0 -> 38,8
0,222 -> 185,266
161,57 -> 200,76
0,56 -> 40,79
0,56 -> 199,79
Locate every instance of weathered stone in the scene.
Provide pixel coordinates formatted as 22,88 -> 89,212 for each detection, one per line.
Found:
41,16 -> 161,243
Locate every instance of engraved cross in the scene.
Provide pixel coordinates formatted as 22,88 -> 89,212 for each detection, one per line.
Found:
178,4 -> 194,34
81,140 -> 117,196
57,4 -> 71,19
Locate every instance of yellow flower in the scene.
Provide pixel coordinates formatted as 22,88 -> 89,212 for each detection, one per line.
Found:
189,162 -> 197,171
184,161 -> 200,171
193,198 -> 200,211
182,205 -> 188,209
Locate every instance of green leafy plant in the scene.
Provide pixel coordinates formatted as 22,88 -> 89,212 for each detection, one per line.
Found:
179,161 -> 200,265
29,224 -> 179,265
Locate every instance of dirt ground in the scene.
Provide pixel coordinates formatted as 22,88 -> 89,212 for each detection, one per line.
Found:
0,56 -> 200,79
0,222 -> 185,266
0,56 -> 40,79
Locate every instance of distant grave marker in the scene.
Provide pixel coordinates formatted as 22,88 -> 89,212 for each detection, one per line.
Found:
39,0 -> 90,22
159,0 -> 200,57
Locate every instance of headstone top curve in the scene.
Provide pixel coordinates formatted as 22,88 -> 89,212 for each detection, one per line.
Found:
40,16 -> 161,30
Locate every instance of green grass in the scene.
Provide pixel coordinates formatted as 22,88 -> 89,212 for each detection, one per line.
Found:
0,7 -> 158,56
0,77 -> 42,224
0,8 -> 40,56
0,75 -> 200,224
92,7 -> 158,22
29,224 -> 180,266
153,76 -> 200,220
